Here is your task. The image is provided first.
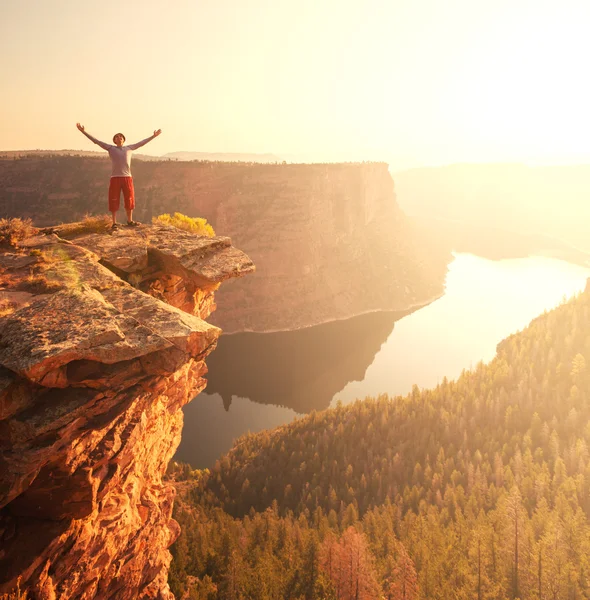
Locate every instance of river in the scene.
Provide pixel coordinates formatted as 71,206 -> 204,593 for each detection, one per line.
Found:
175,253 -> 590,468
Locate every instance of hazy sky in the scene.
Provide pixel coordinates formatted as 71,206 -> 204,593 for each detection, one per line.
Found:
2,0 -> 590,168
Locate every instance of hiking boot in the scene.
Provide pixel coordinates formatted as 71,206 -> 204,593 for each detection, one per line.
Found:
126,220 -> 141,227
111,223 -> 121,230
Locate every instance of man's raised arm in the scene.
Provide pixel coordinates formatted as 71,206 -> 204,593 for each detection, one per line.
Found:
127,129 -> 162,151
76,123 -> 111,150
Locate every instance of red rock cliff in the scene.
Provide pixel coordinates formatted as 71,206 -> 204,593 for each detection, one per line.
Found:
0,158 -> 449,332
0,222 -> 254,599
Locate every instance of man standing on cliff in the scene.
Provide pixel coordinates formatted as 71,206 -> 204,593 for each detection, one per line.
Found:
76,123 -> 162,229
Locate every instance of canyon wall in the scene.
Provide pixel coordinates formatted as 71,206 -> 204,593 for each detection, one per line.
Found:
0,156 -> 449,332
0,222 -> 253,598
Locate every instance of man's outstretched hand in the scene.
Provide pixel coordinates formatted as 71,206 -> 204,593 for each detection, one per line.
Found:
154,129 -> 162,137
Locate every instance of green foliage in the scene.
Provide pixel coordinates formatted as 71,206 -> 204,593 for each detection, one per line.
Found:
153,212 -> 215,237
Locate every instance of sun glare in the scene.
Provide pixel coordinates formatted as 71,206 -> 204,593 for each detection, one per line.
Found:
2,0 -> 590,166
436,2 -> 590,164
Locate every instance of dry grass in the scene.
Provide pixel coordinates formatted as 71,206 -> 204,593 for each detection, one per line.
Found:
0,238 -> 78,297
0,252 -> 65,296
28,248 -> 59,265
0,298 -> 15,317
46,214 -> 112,239
0,267 -> 13,290
153,212 -> 215,237
16,273 -> 63,294
0,218 -> 38,247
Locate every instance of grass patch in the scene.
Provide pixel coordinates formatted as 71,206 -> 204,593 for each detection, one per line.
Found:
46,214 -> 112,239
28,248 -> 59,264
16,273 -> 63,294
0,251 -> 69,296
153,212 -> 215,237
0,218 -> 38,248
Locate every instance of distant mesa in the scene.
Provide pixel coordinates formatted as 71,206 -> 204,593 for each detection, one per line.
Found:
0,149 -> 283,163
161,151 -> 283,162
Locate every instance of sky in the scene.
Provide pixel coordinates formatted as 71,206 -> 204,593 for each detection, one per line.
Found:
2,0 -> 590,169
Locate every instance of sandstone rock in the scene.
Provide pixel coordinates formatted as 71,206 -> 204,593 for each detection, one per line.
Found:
74,230 -> 149,273
0,222 -> 254,599
0,287 -> 172,384
18,234 -> 62,248
0,291 -> 36,313
0,253 -> 37,271
99,284 -> 220,359
145,225 -> 255,285
0,367 -> 39,420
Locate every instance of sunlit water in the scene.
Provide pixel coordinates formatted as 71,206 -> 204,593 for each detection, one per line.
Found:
334,253 -> 590,404
176,253 -> 590,468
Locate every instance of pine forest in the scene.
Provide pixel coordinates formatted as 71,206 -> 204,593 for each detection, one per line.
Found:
168,283 -> 590,599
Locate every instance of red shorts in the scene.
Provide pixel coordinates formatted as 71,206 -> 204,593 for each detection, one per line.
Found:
108,177 -> 135,212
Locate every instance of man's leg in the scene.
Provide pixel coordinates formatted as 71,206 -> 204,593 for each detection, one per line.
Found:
122,177 -> 137,225
108,178 -> 122,226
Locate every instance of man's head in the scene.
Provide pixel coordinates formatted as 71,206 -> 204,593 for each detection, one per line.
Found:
113,133 -> 125,147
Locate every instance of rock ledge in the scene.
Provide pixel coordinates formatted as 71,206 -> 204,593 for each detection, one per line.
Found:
0,222 -> 254,599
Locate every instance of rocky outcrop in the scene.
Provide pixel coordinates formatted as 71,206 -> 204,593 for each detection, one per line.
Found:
0,157 -> 449,332
0,222 -> 254,599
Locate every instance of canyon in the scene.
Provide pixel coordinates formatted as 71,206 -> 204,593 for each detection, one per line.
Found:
0,156 -> 449,332
0,220 -> 253,599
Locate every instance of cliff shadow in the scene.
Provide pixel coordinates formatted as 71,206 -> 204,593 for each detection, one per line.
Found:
205,309 -> 415,414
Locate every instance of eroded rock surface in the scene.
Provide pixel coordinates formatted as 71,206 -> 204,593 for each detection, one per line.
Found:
0,222 -> 254,599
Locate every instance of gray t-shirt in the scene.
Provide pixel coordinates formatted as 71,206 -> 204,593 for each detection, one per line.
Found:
83,131 -> 155,177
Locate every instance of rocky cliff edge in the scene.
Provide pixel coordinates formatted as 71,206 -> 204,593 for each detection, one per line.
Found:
0,221 -> 254,599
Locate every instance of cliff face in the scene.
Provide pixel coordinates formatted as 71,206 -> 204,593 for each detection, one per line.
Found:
0,157 -> 449,332
0,221 -> 254,599
206,162 -> 447,332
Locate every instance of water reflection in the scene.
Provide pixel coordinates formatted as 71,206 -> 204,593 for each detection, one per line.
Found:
176,309 -> 411,468
176,394 -> 298,469
204,309 -> 412,413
